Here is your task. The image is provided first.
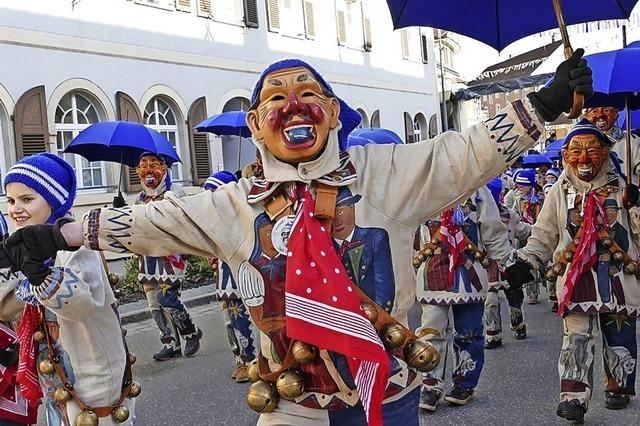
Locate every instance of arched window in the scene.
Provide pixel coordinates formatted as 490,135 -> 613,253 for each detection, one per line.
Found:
356,108 -> 369,128
221,96 -> 253,173
55,92 -> 106,189
428,113 -> 438,138
370,110 -> 380,128
413,113 -> 428,142
404,112 -> 413,143
144,97 -> 183,181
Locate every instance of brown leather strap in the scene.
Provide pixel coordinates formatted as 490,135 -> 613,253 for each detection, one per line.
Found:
315,183 -> 338,231
257,341 -> 298,382
264,193 -> 293,221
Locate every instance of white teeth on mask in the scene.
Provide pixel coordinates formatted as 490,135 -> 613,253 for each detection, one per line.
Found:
283,125 -> 315,143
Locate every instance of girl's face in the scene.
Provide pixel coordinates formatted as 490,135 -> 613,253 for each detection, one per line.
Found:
6,183 -> 52,228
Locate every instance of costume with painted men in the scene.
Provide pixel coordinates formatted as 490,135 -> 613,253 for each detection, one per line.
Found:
2,53 -> 593,425
483,178 -> 530,349
204,171 -> 257,383
414,184 -> 512,411
0,154 -> 136,426
509,119 -> 639,424
135,153 -> 202,361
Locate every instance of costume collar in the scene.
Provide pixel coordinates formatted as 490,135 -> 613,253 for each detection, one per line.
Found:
333,228 -> 356,246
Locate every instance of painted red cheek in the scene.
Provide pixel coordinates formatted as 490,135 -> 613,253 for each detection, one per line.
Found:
309,104 -> 325,123
267,109 -> 284,131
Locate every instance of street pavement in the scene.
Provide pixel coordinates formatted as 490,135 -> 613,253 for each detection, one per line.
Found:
120,289 -> 639,426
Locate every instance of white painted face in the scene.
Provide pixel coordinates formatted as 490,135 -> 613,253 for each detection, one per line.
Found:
6,182 -> 52,228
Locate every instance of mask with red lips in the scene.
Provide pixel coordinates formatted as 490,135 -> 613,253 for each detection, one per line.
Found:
585,107 -> 619,133
136,154 -> 167,189
247,67 -> 340,164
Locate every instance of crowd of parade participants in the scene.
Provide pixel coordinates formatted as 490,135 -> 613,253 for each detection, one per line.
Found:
0,50 -> 637,425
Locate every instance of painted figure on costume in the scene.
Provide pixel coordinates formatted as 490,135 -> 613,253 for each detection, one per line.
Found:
509,119 -> 640,424
135,153 -> 203,361
1,53 -> 593,426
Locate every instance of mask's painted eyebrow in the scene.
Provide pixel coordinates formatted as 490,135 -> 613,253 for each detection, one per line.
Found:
297,74 -> 309,82
267,78 -> 283,86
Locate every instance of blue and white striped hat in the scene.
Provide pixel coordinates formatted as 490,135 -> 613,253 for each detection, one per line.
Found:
564,118 -> 611,147
0,213 -> 8,237
514,169 -> 536,186
203,170 -> 237,191
4,153 -> 77,223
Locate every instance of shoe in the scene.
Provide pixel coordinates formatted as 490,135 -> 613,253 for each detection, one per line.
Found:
153,345 -> 182,361
231,364 -> 240,379
514,325 -> 527,340
444,385 -> 474,406
556,400 -> 586,424
234,364 -> 249,383
605,392 -> 631,410
551,302 -> 558,313
419,388 -> 441,412
184,328 -> 203,357
484,339 -> 502,349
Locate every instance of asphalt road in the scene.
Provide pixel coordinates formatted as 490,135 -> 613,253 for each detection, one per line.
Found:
118,289 -> 639,426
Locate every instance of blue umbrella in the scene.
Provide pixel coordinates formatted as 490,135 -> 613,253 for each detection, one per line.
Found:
195,111 -> 252,138
546,139 -> 564,152
65,121 -> 181,168
385,1 -> 639,51
521,154 -> 553,169
584,47 -> 640,110
617,109 -> 640,130
350,128 -> 404,145
546,149 -> 562,161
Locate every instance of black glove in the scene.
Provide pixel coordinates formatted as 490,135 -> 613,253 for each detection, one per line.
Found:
528,48 -> 593,122
505,260 -> 534,289
1,237 -> 51,286
0,343 -> 19,368
0,237 -> 15,270
4,217 -> 77,263
623,183 -> 639,209
113,193 -> 126,208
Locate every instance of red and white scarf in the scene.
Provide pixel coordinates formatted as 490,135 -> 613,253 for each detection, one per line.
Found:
558,191 -> 607,316
284,190 -> 390,425
439,208 -> 468,285
15,304 -> 42,406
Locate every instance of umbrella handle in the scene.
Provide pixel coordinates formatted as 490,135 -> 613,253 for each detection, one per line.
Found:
554,0 -> 584,119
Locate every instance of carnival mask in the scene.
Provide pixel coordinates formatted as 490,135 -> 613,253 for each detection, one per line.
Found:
585,107 -> 619,133
247,66 -> 340,164
562,134 -> 609,182
136,154 -> 167,189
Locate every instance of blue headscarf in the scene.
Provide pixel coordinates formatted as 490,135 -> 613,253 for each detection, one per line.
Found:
250,58 -> 361,152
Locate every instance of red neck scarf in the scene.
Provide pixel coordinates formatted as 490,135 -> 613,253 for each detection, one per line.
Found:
440,208 -> 467,285
15,304 -> 42,406
284,190 -> 390,425
558,191 -> 607,316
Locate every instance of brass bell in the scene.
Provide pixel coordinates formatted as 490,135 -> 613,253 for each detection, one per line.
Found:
38,359 -> 55,375
466,243 -> 475,252
480,257 -> 492,269
473,251 -> 484,260
291,341 -> 318,364
108,272 -> 120,286
403,340 -> 440,372
111,405 -> 130,423
614,251 -> 625,262
128,353 -> 137,365
412,257 -> 422,268
417,253 -> 426,262
75,411 -> 98,426
552,263 -> 565,276
564,251 -> 574,262
53,385 -> 72,403
128,381 -> 142,398
33,330 -> 46,342
211,262 -> 218,270
276,370 -> 306,400
545,268 -> 557,281
246,380 -> 279,413
247,359 -> 260,382
361,302 -> 378,325
213,272 -> 218,280
624,261 -> 639,275
422,247 -> 434,257
601,237 -> 614,248
432,239 -> 441,246
381,322 -> 407,349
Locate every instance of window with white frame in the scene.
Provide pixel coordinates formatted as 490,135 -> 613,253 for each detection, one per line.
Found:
55,92 -> 106,190
144,97 -> 184,181
213,0 -> 244,25
336,0 -> 366,49
134,0 -> 176,11
267,0 -> 305,37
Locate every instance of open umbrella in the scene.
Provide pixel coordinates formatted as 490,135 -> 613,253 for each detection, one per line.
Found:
350,128 -> 404,145
521,153 -> 553,169
617,109 -> 640,130
386,0 -> 640,117
196,111 -> 251,170
546,139 -> 564,152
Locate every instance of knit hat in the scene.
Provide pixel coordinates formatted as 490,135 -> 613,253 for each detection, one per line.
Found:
486,177 -> 503,206
250,58 -> 361,152
546,167 -> 560,179
564,118 -> 612,147
515,169 -> 536,186
4,153 -> 76,223
203,170 -> 237,191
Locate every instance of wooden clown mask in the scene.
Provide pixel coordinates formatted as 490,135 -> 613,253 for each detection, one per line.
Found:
247,66 -> 340,164
585,107 -> 619,133
136,154 -> 167,189
562,134 -> 610,182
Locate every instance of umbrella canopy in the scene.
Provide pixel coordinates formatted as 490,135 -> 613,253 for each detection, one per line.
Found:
583,47 -> 640,110
385,0 -> 639,51
350,128 -> 404,145
617,109 -> 640,130
546,139 -> 564,151
521,153 -> 553,168
195,111 -> 252,137
65,121 -> 181,168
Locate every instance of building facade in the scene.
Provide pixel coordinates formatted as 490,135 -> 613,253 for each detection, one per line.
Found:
0,0 -> 440,217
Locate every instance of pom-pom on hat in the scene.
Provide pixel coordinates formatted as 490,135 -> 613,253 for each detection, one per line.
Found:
4,153 -> 77,223
203,170 -> 238,191
514,169 -> 537,186
486,177 -> 503,206
563,118 -> 612,147
250,58 -> 361,152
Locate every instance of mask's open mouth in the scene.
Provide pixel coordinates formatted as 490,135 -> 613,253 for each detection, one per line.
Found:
595,119 -> 607,130
577,164 -> 593,178
145,174 -> 157,186
282,123 -> 316,148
